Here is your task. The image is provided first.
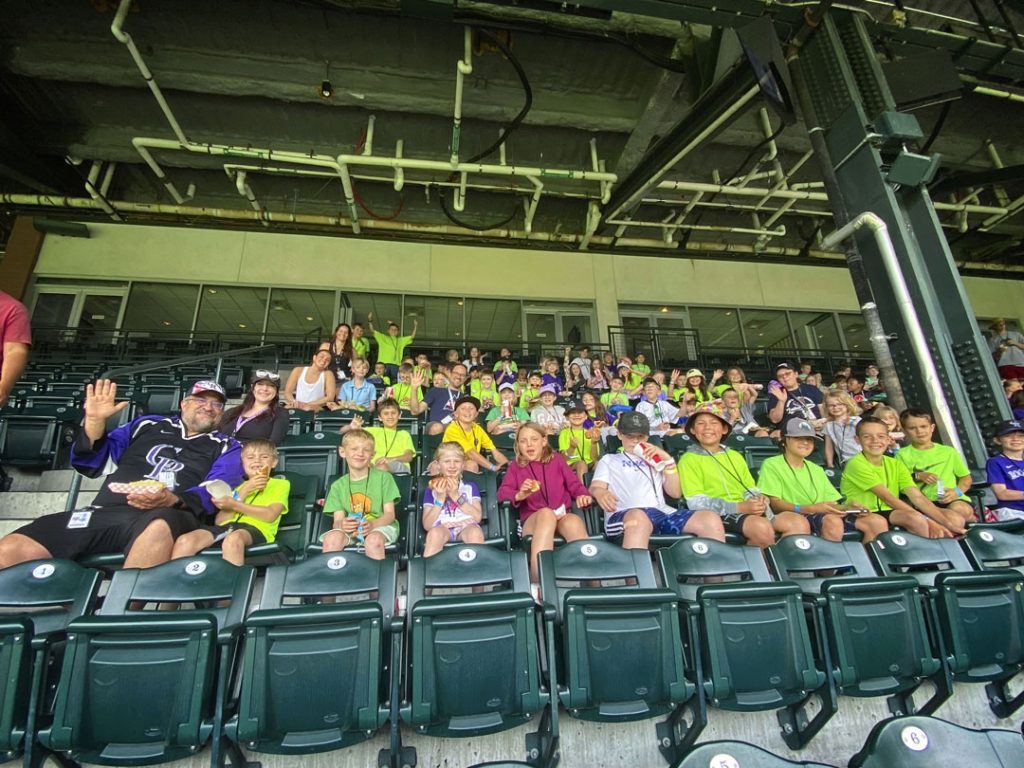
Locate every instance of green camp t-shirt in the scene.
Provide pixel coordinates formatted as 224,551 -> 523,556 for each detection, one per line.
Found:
486,405 -> 529,423
323,469 -> 400,522
558,427 -> 597,465
677,448 -> 755,503
373,330 -> 413,366
224,476 -> 290,544
352,337 -> 370,359
757,455 -> 840,506
895,443 -> 969,501
364,426 -> 416,464
840,452 -> 914,512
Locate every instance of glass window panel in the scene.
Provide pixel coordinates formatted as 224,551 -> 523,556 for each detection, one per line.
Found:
31,293 -> 76,327
790,311 -> 843,351
525,312 -> 556,343
838,312 -> 871,352
347,292 -> 402,335
123,283 -> 199,333
265,288 -> 335,340
194,285 -> 268,339
78,295 -> 122,332
561,314 -> 592,346
739,308 -> 792,350
403,295 -> 464,341
686,306 -> 743,350
466,298 -> 522,346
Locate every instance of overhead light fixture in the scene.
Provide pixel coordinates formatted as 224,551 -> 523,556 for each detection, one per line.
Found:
163,321 -> 172,326
305,316 -> 314,321
660,307 -> 669,313
238,323 -> 247,329
207,288 -> 218,294
318,60 -> 333,99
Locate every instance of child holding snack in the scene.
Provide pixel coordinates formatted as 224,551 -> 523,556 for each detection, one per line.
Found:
422,442 -> 485,556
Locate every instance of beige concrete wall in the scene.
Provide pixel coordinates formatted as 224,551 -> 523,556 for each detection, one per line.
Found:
34,222 -> 1022,335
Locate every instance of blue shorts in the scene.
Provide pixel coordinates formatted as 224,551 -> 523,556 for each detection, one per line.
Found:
605,507 -> 695,539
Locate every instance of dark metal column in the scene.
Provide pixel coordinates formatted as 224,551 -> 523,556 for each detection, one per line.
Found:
792,11 -> 1008,469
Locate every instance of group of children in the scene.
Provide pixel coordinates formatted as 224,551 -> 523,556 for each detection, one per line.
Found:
181,346 -> 1024,584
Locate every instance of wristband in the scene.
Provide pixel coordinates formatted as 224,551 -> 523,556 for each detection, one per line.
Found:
663,468 -> 678,475
232,491 -> 241,501
955,488 -> 964,497
794,504 -> 801,514
488,463 -> 496,472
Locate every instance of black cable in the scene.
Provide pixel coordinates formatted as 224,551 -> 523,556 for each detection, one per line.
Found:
920,101 -> 951,154
439,27 -> 533,230
463,28 -> 533,164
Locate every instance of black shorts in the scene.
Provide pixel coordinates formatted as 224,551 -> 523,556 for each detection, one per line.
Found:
14,505 -> 202,561
206,521 -> 267,547
719,512 -> 752,536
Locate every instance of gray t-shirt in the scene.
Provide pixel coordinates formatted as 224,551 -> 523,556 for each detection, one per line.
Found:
990,330 -> 1024,367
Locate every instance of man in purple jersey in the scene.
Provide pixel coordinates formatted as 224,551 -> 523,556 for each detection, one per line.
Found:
0,379 -> 243,569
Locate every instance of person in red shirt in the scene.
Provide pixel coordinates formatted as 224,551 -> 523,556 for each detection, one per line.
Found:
0,290 -> 30,408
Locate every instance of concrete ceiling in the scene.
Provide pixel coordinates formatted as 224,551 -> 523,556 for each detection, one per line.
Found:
2,0 -> 1024,271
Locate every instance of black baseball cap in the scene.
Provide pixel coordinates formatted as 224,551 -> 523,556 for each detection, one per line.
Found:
616,411 -> 650,436
995,419 -> 1024,437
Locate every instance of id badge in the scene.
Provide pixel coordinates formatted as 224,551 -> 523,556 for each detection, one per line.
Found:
67,510 -> 93,529
158,469 -> 177,491
442,414 -> 454,424
553,504 -> 567,519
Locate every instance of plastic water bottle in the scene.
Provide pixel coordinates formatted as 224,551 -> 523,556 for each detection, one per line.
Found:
351,512 -> 365,543
936,480 -> 946,497
634,443 -> 673,472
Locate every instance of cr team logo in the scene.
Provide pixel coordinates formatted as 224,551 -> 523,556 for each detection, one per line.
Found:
144,444 -> 185,482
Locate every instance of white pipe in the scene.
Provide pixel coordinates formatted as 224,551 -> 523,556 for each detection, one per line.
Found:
498,130 -> 507,166
450,27 -> 473,165
590,138 -> 611,206
336,159 -> 361,234
99,162 -> 117,197
579,201 -> 601,251
83,160 -> 123,222
606,218 -> 786,238
453,172 -> 468,212
364,115 -> 375,156
130,138 -> 195,203
523,176 -> 543,235
821,213 -> 964,455
983,139 -> 1011,208
393,140 -> 405,191
226,169 -> 269,228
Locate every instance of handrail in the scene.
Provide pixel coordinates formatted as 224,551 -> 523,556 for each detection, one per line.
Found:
101,343 -> 278,380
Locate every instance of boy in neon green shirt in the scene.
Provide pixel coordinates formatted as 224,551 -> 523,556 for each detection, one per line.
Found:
470,370 -> 500,413
170,439 -> 289,565
352,322 -> 370,359
600,376 -> 631,408
676,411 -> 775,547
840,416 -> 965,538
389,363 -> 421,412
365,398 -> 416,474
558,400 -> 600,483
519,372 -> 544,411
897,408 -> 975,527
367,311 -> 416,379
321,429 -> 401,560
487,383 -> 530,434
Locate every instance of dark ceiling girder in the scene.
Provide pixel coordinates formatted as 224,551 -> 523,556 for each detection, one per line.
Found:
931,163 -> 1024,194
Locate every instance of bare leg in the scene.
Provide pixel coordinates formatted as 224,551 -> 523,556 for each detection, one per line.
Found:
220,530 -> 254,567
772,511 -> 810,537
171,530 -> 216,559
422,526 -> 449,557
819,515 -> 845,542
522,508 -> 558,582
0,533 -> 51,569
125,520 -> 175,569
741,515 -> 776,548
683,510 -> 725,542
621,508 -> 654,550
321,529 -> 350,553
854,513 -> 888,543
363,531 -> 386,560
888,509 -> 930,537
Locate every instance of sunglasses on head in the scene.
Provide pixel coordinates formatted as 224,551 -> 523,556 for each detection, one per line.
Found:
253,370 -> 281,382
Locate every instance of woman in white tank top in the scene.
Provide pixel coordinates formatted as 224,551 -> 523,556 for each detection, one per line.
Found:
284,347 -> 337,411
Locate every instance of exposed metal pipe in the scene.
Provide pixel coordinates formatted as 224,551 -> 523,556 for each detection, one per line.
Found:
99,162 -> 117,197
450,26 -> 473,165
225,168 -> 269,227
523,176 -> 543,235
393,140 -> 405,191
82,160 -> 123,222
130,138 -> 195,204
363,115 -> 376,156
606,218 -> 787,238
821,213 -> 962,454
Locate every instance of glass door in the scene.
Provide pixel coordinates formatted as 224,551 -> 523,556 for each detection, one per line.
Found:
30,286 -> 127,344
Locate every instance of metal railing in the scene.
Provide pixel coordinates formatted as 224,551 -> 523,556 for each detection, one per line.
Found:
100,344 -> 278,382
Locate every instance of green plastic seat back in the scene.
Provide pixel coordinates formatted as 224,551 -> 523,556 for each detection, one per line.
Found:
286,408 -> 313,436
276,432 -> 341,495
822,466 -> 843,490
0,617 -> 32,754
412,473 -> 504,555
313,410 -> 362,433
677,741 -> 836,767
402,547 -> 545,736
0,415 -> 60,468
100,557 -> 255,632
310,471 -> 409,557
742,445 -> 782,474
538,539 -> 657,619
663,433 -> 696,459
41,612 -> 219,762
868,531 -> 974,589
259,471 -> 317,558
0,559 -> 101,639
724,433 -> 777,451
821,576 -> 940,697
698,583 -> 825,711
766,536 -> 878,596
229,554 -> 397,753
537,542 -> 691,722
849,715 -> 1024,768
657,538 -> 774,602
933,570 -> 1024,681
962,527 -> 1024,575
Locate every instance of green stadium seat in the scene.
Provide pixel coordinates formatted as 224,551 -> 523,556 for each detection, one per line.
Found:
285,408 -> 314,436
224,553 -> 400,760
765,535 -> 878,597
37,558 -> 255,768
820,575 -> 951,716
657,539 -> 833,750
401,546 -> 557,768
961,527 -> 1024,575
0,560 -> 101,767
867,531 -> 975,590
822,465 -> 842,490
138,383 -> 183,416
849,715 -> 1024,767
276,431 -> 341,495
313,409 -> 363,432
673,741 -> 836,768
933,569 -> 1024,717
0,403 -> 81,470
662,433 -> 696,459
537,540 -> 704,764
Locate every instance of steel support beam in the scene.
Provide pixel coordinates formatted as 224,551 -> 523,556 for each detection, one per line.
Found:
794,11 -> 1008,470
